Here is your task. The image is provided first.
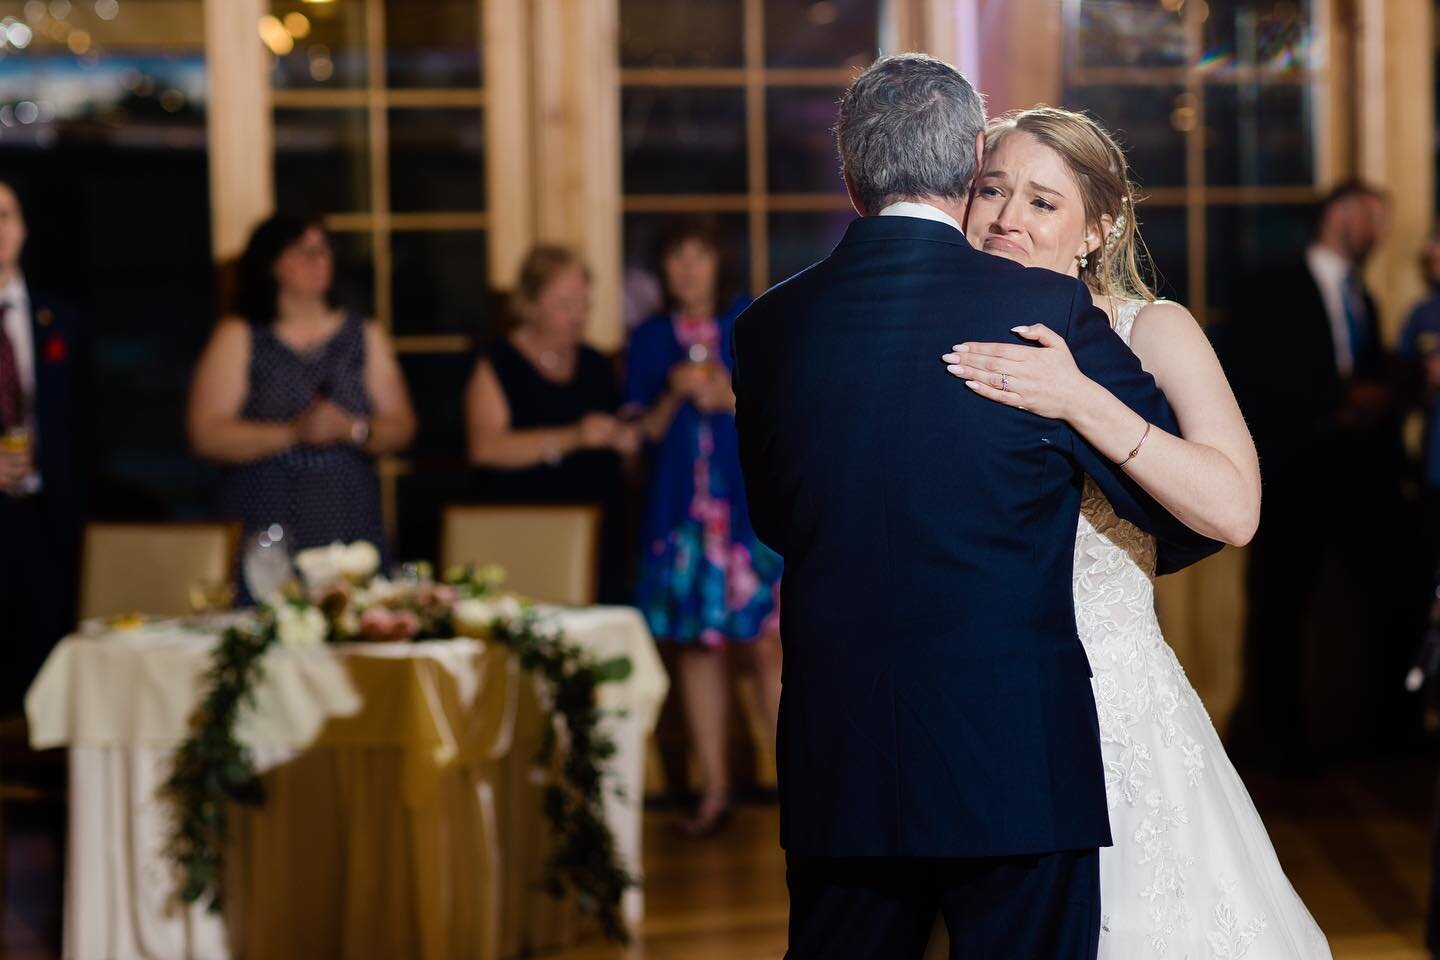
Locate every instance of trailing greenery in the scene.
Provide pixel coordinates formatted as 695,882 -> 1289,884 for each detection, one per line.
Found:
164,566 -> 635,942
163,615 -> 276,910
492,607 -> 635,941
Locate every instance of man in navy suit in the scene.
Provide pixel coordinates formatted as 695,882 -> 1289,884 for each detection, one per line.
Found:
732,55 -> 1220,959
0,179 -> 85,713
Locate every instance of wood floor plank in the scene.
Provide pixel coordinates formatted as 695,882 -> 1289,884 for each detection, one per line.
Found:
550,760 -> 1440,960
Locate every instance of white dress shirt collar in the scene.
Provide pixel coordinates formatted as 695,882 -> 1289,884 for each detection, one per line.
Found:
878,201 -> 965,236
1305,243 -> 1355,378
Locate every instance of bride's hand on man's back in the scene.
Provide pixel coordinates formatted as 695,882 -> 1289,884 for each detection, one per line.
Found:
940,324 -> 1097,421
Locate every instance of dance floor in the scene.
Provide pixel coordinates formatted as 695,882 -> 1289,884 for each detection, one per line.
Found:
2,757 -> 1437,959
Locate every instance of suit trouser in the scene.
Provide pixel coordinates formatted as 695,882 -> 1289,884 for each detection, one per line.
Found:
784,848 -> 1100,960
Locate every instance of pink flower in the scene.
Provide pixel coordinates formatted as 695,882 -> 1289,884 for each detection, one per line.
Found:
358,607 -> 396,638
727,544 -> 759,611
390,610 -> 421,640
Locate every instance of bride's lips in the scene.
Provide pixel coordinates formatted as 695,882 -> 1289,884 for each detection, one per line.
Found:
983,236 -> 1027,257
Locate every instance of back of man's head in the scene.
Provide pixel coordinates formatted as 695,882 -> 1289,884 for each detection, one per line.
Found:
835,53 -> 986,216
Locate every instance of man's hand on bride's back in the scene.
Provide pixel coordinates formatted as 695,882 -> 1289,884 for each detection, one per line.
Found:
940,323 -> 1097,420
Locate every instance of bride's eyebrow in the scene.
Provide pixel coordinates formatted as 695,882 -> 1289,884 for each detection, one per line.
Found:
1028,181 -> 1063,199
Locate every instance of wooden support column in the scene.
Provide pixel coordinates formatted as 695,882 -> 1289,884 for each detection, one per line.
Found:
203,0 -> 272,262
1358,0 -> 1433,341
484,0 -> 536,291
531,0 -> 623,351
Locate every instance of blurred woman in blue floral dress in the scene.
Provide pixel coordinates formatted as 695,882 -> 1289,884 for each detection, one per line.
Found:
624,216 -> 782,836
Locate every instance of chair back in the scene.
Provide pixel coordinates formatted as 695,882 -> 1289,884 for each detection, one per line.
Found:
441,505 -> 599,606
79,521 -> 240,620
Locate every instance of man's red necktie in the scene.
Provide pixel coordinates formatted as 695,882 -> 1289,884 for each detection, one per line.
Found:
0,303 -> 23,432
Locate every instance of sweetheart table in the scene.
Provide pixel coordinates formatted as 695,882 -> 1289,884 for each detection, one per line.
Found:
25,605 -> 666,960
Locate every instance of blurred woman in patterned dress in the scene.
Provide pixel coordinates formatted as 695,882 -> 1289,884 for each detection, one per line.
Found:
188,215 -> 416,596
625,216 -> 782,836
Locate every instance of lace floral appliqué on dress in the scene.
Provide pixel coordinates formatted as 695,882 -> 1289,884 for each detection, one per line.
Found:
1076,300 -> 1330,960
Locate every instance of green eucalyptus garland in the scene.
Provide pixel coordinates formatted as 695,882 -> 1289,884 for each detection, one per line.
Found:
164,571 -> 635,942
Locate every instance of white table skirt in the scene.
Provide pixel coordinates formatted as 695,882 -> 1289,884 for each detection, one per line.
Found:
29,606 -> 668,960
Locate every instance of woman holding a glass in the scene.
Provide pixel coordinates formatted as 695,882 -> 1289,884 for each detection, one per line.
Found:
625,216 -> 782,836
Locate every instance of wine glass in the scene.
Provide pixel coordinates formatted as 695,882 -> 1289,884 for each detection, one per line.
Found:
242,523 -> 293,604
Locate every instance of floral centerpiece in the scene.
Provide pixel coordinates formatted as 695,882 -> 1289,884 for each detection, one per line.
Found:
164,542 -> 635,942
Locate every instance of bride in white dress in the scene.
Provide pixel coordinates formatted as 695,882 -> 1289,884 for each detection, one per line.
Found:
941,107 -> 1331,958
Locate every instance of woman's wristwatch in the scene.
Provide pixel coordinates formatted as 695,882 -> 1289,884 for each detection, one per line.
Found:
350,417 -> 371,447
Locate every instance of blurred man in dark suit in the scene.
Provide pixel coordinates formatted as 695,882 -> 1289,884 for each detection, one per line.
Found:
1227,181 -> 1411,768
0,179 -> 86,713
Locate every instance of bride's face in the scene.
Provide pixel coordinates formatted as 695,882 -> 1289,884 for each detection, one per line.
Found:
965,131 -> 1101,278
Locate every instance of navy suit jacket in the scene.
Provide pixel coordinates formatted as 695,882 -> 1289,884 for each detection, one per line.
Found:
732,216 -> 1221,859
26,287 -> 86,519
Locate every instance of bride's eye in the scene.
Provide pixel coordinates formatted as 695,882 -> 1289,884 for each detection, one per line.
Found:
1031,197 -> 1056,212
977,186 -> 1003,199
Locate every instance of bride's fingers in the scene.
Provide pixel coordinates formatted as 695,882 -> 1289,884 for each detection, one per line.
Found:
964,379 -> 1026,409
949,342 -> 1031,361
948,364 -> 1010,393
942,354 -> 1009,374
1012,324 -> 1062,348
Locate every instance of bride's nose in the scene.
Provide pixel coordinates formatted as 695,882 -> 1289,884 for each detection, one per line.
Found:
989,205 -> 1019,233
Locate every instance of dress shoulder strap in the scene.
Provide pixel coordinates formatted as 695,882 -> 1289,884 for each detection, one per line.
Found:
1112,299 -> 1157,347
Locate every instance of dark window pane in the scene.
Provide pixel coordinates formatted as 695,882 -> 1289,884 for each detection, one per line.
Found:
623,87 -> 747,194
329,229 -> 376,319
766,87 -> 845,193
391,230 -> 491,337
1070,0 -> 1186,69
275,107 -> 370,213
270,0 -> 367,89
764,0 -> 880,70
769,211 -> 850,286
385,0 -> 482,88
1206,84 -> 1314,186
1133,204 -> 1187,305
620,0 -> 743,68
388,108 -> 486,212
622,212 -> 751,326
1062,84 -> 1188,188
1201,0 -> 1313,77
1206,204 -> 1313,323
398,352 -> 474,460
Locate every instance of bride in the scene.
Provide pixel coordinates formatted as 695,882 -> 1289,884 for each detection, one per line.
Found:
940,107 -> 1331,958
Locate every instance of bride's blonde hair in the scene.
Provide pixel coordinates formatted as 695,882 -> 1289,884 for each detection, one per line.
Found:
983,107 -> 1157,303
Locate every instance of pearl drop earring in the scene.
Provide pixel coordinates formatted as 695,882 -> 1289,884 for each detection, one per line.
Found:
1077,252 -> 1089,269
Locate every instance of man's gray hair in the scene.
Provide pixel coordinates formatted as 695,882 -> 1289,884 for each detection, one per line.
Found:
836,53 -> 987,213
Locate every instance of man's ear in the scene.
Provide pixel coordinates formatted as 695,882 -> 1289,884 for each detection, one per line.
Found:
843,171 -> 869,217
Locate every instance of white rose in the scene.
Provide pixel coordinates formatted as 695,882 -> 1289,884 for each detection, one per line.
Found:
338,541 -> 381,582
494,595 -> 524,625
275,603 -> 328,649
294,543 -> 345,589
453,599 -> 498,638
357,576 -> 403,607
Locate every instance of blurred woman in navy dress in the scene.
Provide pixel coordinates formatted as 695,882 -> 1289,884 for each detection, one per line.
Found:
465,245 -> 638,602
188,216 -> 416,591
625,216 -> 782,835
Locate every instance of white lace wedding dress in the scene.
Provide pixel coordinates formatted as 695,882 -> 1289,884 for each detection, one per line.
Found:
1077,300 -> 1331,959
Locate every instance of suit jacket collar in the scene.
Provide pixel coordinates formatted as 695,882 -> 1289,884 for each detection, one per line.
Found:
835,214 -> 978,252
